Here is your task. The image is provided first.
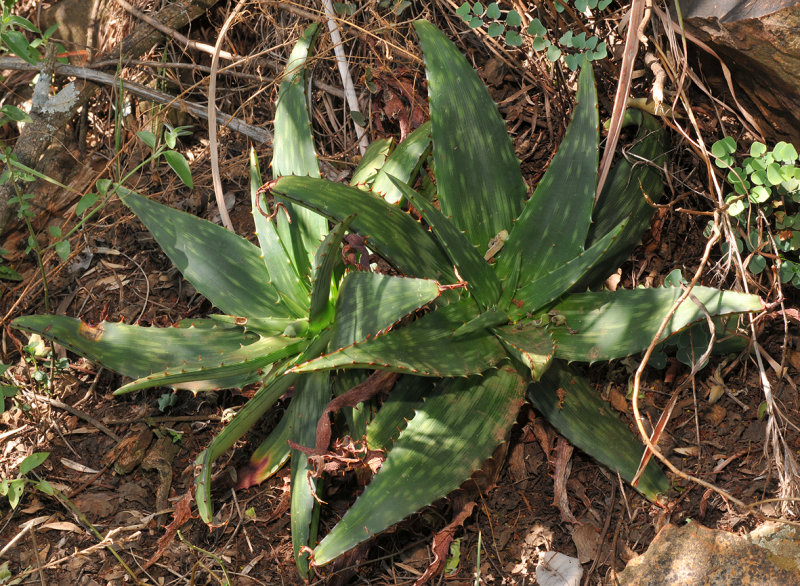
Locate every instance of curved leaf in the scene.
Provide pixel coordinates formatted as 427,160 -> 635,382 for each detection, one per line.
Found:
313,367 -> 526,565
289,372 -> 330,577
366,375 -> 434,451
113,336 -> 306,394
351,138 -> 393,188
269,176 -> 453,280
580,112 -> 669,287
509,218 -> 627,319
236,408 -> 292,490
119,188 -> 292,318
551,286 -> 763,362
272,23 -> 328,282
308,218 -> 353,332
392,177 -> 501,309
293,297 -> 506,376
13,315 -> 256,380
414,20 -> 526,251
492,322 -> 555,380
331,272 -> 442,349
250,149 -> 308,316
373,122 -> 432,204
498,61 -> 598,287
528,361 -> 670,499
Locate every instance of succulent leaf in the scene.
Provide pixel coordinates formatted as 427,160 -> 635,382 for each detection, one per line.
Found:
372,122 -> 432,204
580,112 -> 669,287
292,297 -> 507,376
13,315 -> 256,380
118,188 -> 292,318
113,335 -> 307,394
509,218 -> 627,319
492,321 -> 555,379
366,375 -> 434,450
331,272 -> 443,349
272,24 -> 328,282
527,361 -> 670,499
250,149 -> 309,316
269,176 -> 453,280
498,60 -> 598,287
308,217 -> 353,333
312,367 -> 527,565
289,372 -> 330,577
391,176 -> 502,309
414,20 -> 526,251
551,286 -> 763,362
236,407 -> 292,490
350,138 -> 393,188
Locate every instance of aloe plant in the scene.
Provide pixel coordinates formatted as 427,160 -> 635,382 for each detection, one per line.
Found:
13,20 -> 763,577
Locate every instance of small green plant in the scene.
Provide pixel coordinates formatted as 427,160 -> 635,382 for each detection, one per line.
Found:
0,0 -> 60,65
14,21 -> 762,579
456,1 -> 608,69
0,363 -> 18,413
712,137 -> 800,285
0,452 -> 52,510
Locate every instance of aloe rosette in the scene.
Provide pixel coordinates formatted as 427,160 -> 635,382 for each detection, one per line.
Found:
14,20 -> 763,575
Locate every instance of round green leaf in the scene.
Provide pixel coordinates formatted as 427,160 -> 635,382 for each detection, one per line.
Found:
546,44 -> 562,61
750,142 -> 767,157
76,192 -> 99,216
750,185 -> 770,203
469,16 -> 483,28
748,254 -> 767,274
505,30 -> 522,46
456,2 -> 471,19
55,240 -> 71,261
487,22 -> 505,37
505,9 -> 522,26
528,18 -> 547,36
486,2 -> 501,18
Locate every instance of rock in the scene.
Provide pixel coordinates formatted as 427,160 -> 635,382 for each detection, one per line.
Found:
678,0 -> 800,143
618,521 -> 800,584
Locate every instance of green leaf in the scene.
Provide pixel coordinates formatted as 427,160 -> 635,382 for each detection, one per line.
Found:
2,30 -> 39,64
19,452 -> 49,475
712,137 -> 736,167
163,150 -> 193,188
493,322 -> 555,379
196,369 -> 298,522
750,142 -> 767,158
272,24 -> 328,283
119,188 -> 293,318
269,176 -> 453,281
7,478 -> 25,509
54,239 -> 70,261
487,22 -> 504,37
331,272 -> 442,349
528,362 -> 670,500
137,130 -> 157,149
13,315 -> 262,382
194,331 -> 332,522
372,122 -> 432,204
391,177 -> 501,309
113,335 -> 306,394
582,113 -> 668,287
527,18 -> 547,37
505,9 -> 522,26
249,150 -> 308,317
414,20 -> 526,251
486,2 -> 501,18
511,219 -> 627,317
550,286 -> 763,362
313,367 -> 526,565
0,104 -> 30,123
498,60 -> 597,287
236,407 -> 292,490
308,218 -> 353,332
456,2 -> 472,20
350,138 -> 393,188
366,375 -> 433,450
289,373 -> 330,577
505,30 -> 523,46
293,296 -> 507,377
546,44 -> 562,61
75,192 -> 99,216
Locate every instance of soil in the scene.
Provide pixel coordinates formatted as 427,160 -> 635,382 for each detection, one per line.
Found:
1,1 -> 799,585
